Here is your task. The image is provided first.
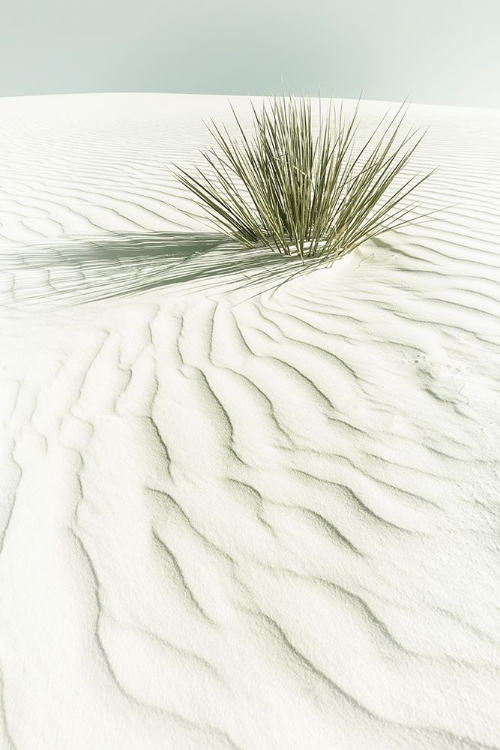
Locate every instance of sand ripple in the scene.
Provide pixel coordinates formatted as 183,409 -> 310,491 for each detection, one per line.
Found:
0,93 -> 499,749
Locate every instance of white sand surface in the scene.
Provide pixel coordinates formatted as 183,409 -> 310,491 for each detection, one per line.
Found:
0,92 -> 499,750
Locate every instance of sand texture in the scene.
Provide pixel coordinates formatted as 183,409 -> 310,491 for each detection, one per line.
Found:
0,93 -> 500,749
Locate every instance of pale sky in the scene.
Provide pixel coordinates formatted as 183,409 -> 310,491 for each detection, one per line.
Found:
1,0 -> 499,108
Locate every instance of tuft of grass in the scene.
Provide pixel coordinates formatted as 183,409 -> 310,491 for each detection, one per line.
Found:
168,93 -> 441,269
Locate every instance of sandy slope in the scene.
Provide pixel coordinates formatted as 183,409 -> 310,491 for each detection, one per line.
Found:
0,92 -> 500,750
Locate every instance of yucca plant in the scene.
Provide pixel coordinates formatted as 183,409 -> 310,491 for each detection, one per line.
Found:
168,93 -> 440,269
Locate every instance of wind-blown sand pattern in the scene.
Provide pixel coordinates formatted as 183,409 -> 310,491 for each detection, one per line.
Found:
0,92 -> 500,750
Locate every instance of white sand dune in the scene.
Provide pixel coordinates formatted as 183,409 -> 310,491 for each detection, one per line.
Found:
0,92 -> 500,750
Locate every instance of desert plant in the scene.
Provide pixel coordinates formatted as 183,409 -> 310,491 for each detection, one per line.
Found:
168,93 -> 440,269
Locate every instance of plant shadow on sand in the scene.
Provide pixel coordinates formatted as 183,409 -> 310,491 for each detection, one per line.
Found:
0,230 -> 316,312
